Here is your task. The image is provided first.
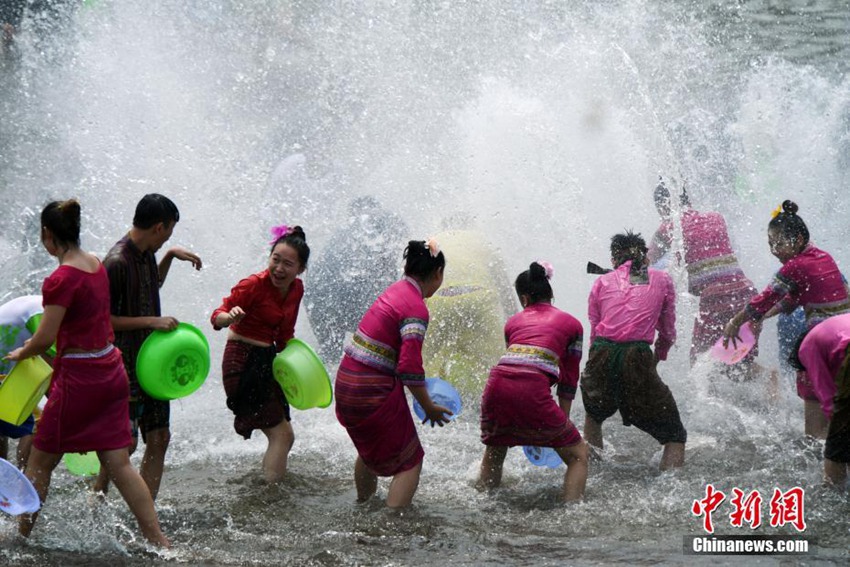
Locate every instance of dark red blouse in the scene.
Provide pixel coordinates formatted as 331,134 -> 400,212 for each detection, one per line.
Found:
42,264 -> 114,355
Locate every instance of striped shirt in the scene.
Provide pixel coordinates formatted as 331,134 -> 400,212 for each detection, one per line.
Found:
102,234 -> 161,386
497,302 -> 583,400
342,277 -> 429,385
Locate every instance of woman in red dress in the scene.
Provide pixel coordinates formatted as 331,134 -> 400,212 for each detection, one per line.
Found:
7,199 -> 168,547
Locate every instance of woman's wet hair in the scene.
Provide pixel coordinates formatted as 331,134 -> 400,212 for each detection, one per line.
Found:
403,240 -> 445,280
769,200 -> 809,246
133,193 -> 180,229
610,230 -> 648,274
41,199 -> 81,249
515,262 -> 553,304
270,225 -> 310,267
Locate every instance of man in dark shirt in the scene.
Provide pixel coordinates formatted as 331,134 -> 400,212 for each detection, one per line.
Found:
94,193 -> 202,500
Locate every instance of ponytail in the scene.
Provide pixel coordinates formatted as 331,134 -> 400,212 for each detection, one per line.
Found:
403,239 -> 445,279
515,261 -> 553,304
270,224 -> 310,267
41,199 -> 82,248
768,200 -> 809,246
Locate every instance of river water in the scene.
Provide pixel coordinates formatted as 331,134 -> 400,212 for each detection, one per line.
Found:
1,0 -> 849,565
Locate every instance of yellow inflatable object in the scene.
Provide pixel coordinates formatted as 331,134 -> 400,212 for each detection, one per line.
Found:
422,230 -> 516,397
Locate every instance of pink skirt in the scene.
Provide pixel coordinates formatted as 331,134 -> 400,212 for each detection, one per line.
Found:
335,358 -> 424,476
480,365 -> 582,447
34,347 -> 132,454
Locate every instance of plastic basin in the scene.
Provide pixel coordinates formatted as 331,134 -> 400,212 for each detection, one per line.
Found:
412,377 -> 462,423
710,322 -> 756,365
0,356 -> 53,426
272,338 -> 332,410
64,452 -> 101,476
136,322 -> 210,400
0,457 -> 40,515
523,445 -> 563,468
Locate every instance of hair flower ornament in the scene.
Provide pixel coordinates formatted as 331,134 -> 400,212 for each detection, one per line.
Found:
269,223 -> 293,245
425,237 -> 440,258
770,204 -> 783,219
537,260 -> 555,280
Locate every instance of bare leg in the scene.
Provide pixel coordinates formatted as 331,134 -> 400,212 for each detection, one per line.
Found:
804,400 -> 829,440
555,442 -> 589,502
824,459 -> 848,488
18,448 -> 63,537
94,436 -> 137,494
140,428 -> 171,499
261,420 -> 294,484
660,442 -> 685,470
583,415 -> 604,451
16,434 -> 33,468
99,449 -> 170,547
386,461 -> 422,509
476,446 -> 508,491
354,456 -> 378,502
766,368 -> 780,405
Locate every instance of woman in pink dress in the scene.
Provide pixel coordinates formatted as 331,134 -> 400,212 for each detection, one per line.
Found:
211,225 -> 309,483
724,200 -> 850,437
335,239 -> 451,509
477,262 -> 588,501
678,190 -> 758,366
7,199 -> 168,547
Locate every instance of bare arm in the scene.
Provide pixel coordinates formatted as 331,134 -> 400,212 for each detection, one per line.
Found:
158,246 -> 202,287
407,383 -> 452,427
212,307 -> 246,329
111,314 -> 178,332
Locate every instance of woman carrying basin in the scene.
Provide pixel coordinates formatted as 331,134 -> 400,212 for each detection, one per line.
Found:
211,224 -> 309,483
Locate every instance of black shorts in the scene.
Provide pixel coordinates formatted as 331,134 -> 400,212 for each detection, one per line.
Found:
581,339 -> 687,445
824,350 -> 850,463
130,392 -> 170,442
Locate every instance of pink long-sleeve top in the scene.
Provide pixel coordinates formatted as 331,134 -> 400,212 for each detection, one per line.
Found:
681,209 -> 750,295
496,302 -> 583,400
745,243 -> 850,329
342,277 -> 429,386
588,261 -> 676,360
797,312 -> 850,419
211,270 -> 303,351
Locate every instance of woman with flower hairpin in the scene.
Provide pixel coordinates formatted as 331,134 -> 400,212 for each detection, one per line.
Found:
211,224 -> 309,482
335,239 -> 452,509
476,261 -> 588,501
724,201 -> 850,438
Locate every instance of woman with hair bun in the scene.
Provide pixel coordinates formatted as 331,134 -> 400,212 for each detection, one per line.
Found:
335,238 -> 451,509
211,224 -> 310,483
7,199 -> 169,547
724,200 -> 850,437
477,261 -> 588,501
